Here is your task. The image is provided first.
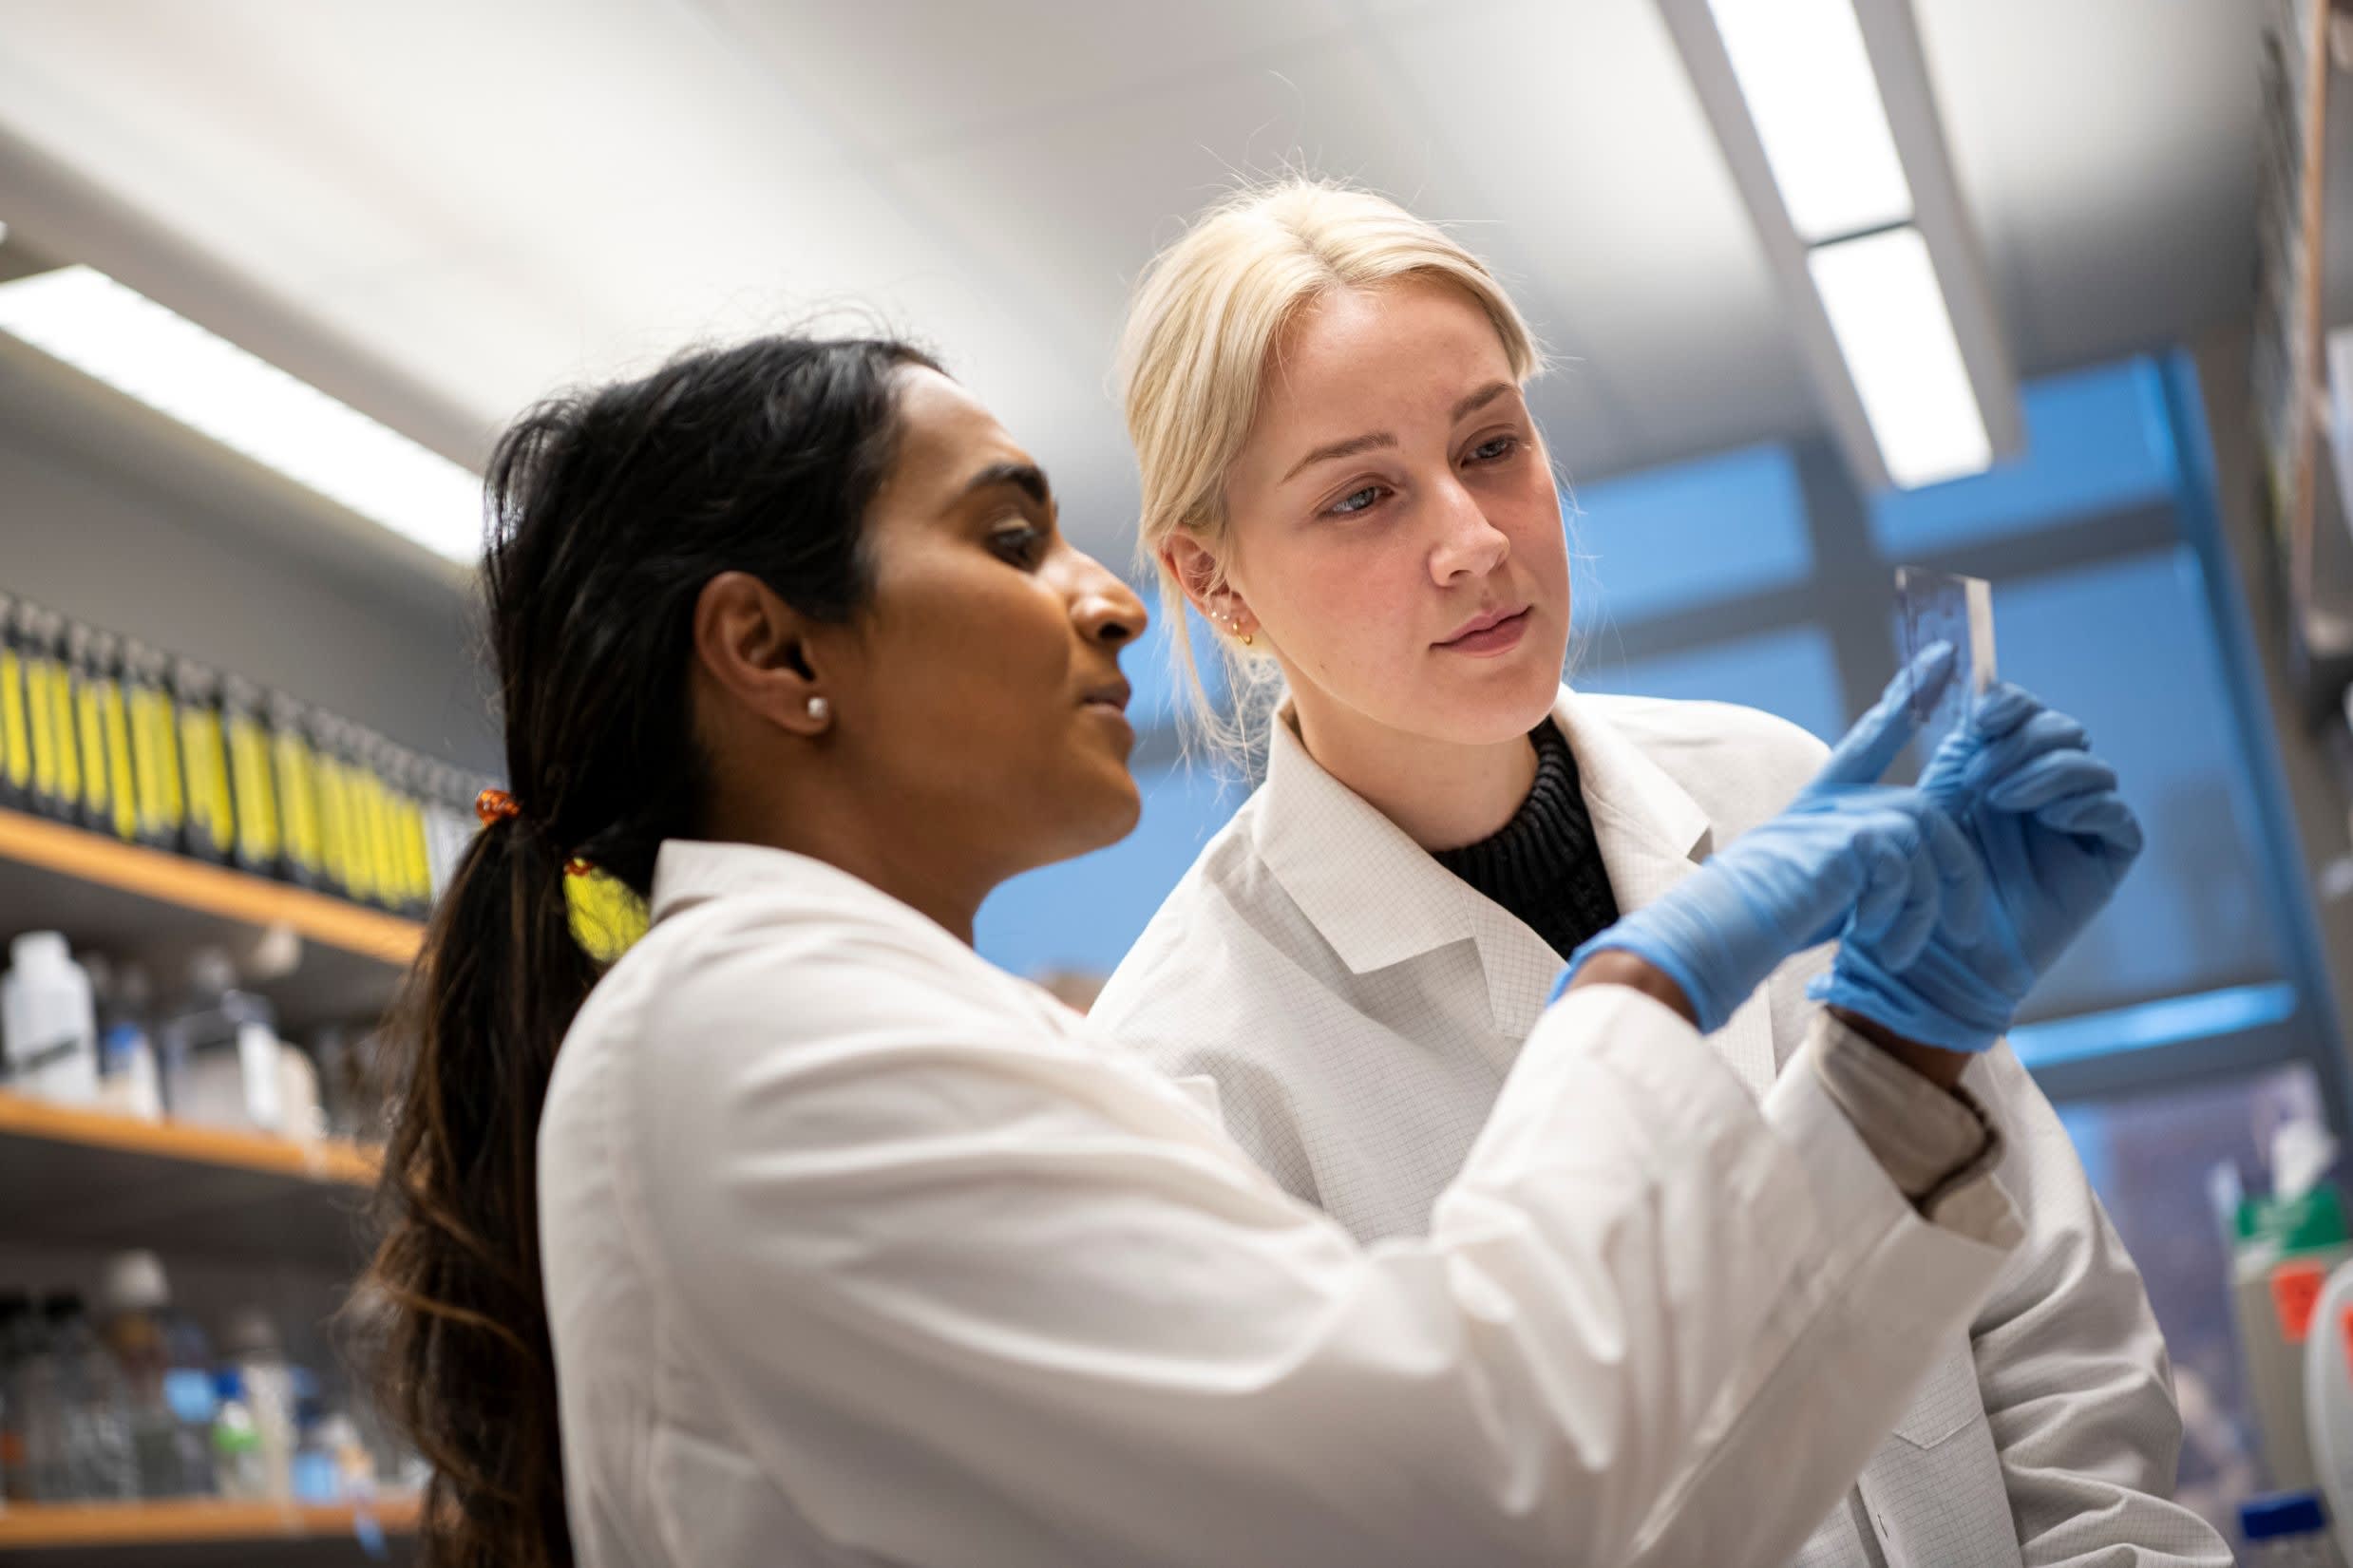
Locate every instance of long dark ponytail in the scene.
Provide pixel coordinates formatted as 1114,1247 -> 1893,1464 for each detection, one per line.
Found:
364,334 -> 939,1568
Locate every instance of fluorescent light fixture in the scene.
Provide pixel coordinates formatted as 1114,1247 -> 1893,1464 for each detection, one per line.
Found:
1807,227 -> 1991,488
0,265 -> 481,564
1705,0 -> 1912,243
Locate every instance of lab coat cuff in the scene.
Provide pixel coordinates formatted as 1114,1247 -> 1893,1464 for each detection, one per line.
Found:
1762,1029 -> 2023,1286
1812,1012 -> 2004,1210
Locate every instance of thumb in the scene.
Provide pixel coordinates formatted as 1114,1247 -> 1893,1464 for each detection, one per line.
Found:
1817,642 -> 1955,787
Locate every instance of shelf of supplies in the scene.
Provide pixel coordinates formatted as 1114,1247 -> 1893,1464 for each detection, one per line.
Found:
0,806 -> 421,1031
0,1494 -> 420,1549
0,1091 -> 379,1267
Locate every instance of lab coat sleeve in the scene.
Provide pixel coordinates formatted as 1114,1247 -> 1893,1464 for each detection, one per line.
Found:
1963,1044 -> 2233,1566
622,919 -> 2021,1568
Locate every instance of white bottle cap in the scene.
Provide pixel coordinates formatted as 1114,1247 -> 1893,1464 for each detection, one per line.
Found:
9,931 -> 68,970
99,1250 -> 171,1315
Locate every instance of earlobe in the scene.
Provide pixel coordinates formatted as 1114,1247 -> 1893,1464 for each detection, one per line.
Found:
693,572 -> 832,737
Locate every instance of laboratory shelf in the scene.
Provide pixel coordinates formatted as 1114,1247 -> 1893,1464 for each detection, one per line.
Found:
0,1494 -> 418,1559
0,805 -> 422,1031
0,1090 -> 379,1267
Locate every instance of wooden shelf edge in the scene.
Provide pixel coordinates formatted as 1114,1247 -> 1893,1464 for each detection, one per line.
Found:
0,807 -> 425,967
0,1494 -> 421,1547
0,1090 -> 381,1185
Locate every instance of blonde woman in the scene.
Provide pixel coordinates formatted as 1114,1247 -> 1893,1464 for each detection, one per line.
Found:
1092,182 -> 2230,1568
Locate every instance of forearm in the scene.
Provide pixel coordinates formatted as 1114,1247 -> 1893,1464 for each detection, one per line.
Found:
1570,955 -> 1999,1217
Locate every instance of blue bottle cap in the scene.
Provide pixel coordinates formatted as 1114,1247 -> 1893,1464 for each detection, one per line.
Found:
2241,1490 -> 2328,1540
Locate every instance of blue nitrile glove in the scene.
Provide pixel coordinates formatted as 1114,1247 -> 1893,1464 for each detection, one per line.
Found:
1807,682 -> 2145,1052
1559,645 -> 1986,1033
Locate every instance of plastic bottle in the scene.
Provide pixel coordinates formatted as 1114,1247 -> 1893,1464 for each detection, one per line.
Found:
3,933 -> 100,1106
419,764 -> 467,903
174,659 -> 235,866
209,1370 -> 266,1500
390,750 -> 432,917
222,1309 -> 294,1502
87,957 -> 162,1124
0,1291 -> 32,1502
160,1310 -> 218,1492
44,1293 -> 136,1502
97,1252 -> 212,1498
312,713 -> 356,902
268,690 -> 324,891
221,675 -> 281,878
159,949 -> 283,1133
2236,1183 -> 2353,1491
123,640 -> 184,852
12,1294 -> 64,1500
66,621 -> 111,836
18,606 -> 72,822
0,593 -> 29,812
91,633 -> 138,843
2243,1490 -> 2349,1565
277,1040 -> 324,1143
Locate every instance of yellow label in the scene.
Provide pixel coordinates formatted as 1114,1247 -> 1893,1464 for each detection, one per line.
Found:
275,730 -> 321,876
180,708 -> 234,856
128,687 -> 162,834
0,652 -> 29,792
49,664 -> 80,811
318,754 -> 353,896
405,793 -> 432,906
361,767 -> 395,906
229,714 -> 280,866
75,680 -> 108,818
28,662 -> 57,803
101,683 -> 136,841
143,686 -> 181,832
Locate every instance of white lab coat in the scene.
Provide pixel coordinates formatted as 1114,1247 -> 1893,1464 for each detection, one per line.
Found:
538,838 -> 2021,1568
1093,685 -> 2232,1567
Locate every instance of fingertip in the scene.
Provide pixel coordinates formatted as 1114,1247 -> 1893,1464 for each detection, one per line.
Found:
1968,682 -> 2039,742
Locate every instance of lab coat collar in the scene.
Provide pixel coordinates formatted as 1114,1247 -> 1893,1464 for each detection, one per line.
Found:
1252,686 -> 1724,1040
650,837 -> 958,944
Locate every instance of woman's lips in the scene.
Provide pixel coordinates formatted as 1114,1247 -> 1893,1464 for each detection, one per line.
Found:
1436,606 -> 1530,657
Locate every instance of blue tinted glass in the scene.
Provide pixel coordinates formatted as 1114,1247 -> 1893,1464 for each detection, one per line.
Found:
1870,358 -> 2178,556
1567,444 -> 1812,626
976,762 -> 1243,979
1572,623 -> 1847,744
1926,547 -> 2282,1020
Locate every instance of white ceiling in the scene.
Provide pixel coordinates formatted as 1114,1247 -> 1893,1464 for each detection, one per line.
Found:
0,0 -> 2264,565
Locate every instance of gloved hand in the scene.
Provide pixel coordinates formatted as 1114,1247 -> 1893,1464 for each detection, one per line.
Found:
1807,682 -> 2144,1052
1563,645 -> 1985,1033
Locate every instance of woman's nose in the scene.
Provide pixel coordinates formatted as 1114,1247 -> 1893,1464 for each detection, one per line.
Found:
1065,547 -> 1149,649
1428,477 -> 1510,585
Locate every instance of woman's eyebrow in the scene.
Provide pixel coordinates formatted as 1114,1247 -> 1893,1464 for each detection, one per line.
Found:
1451,380 -> 1512,422
1281,382 -> 1518,484
958,460 -> 1052,507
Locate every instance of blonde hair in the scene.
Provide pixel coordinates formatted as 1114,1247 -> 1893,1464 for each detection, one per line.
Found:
1116,179 -> 1543,761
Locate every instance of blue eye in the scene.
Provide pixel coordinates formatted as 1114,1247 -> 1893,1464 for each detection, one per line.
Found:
1471,435 -> 1518,463
1327,484 -> 1385,517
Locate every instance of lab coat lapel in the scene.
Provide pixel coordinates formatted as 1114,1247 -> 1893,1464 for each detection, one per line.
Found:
1555,689 -> 1780,1100
1255,704 -> 1574,1050
1253,707 -> 1490,976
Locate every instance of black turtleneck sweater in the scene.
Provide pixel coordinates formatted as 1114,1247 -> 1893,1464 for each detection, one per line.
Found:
1430,721 -> 1620,963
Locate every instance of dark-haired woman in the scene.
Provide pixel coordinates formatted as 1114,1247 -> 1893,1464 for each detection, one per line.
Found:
367,336 -> 2132,1568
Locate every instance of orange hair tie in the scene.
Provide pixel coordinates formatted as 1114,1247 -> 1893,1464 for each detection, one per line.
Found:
564,858 -> 596,879
475,788 -> 522,826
